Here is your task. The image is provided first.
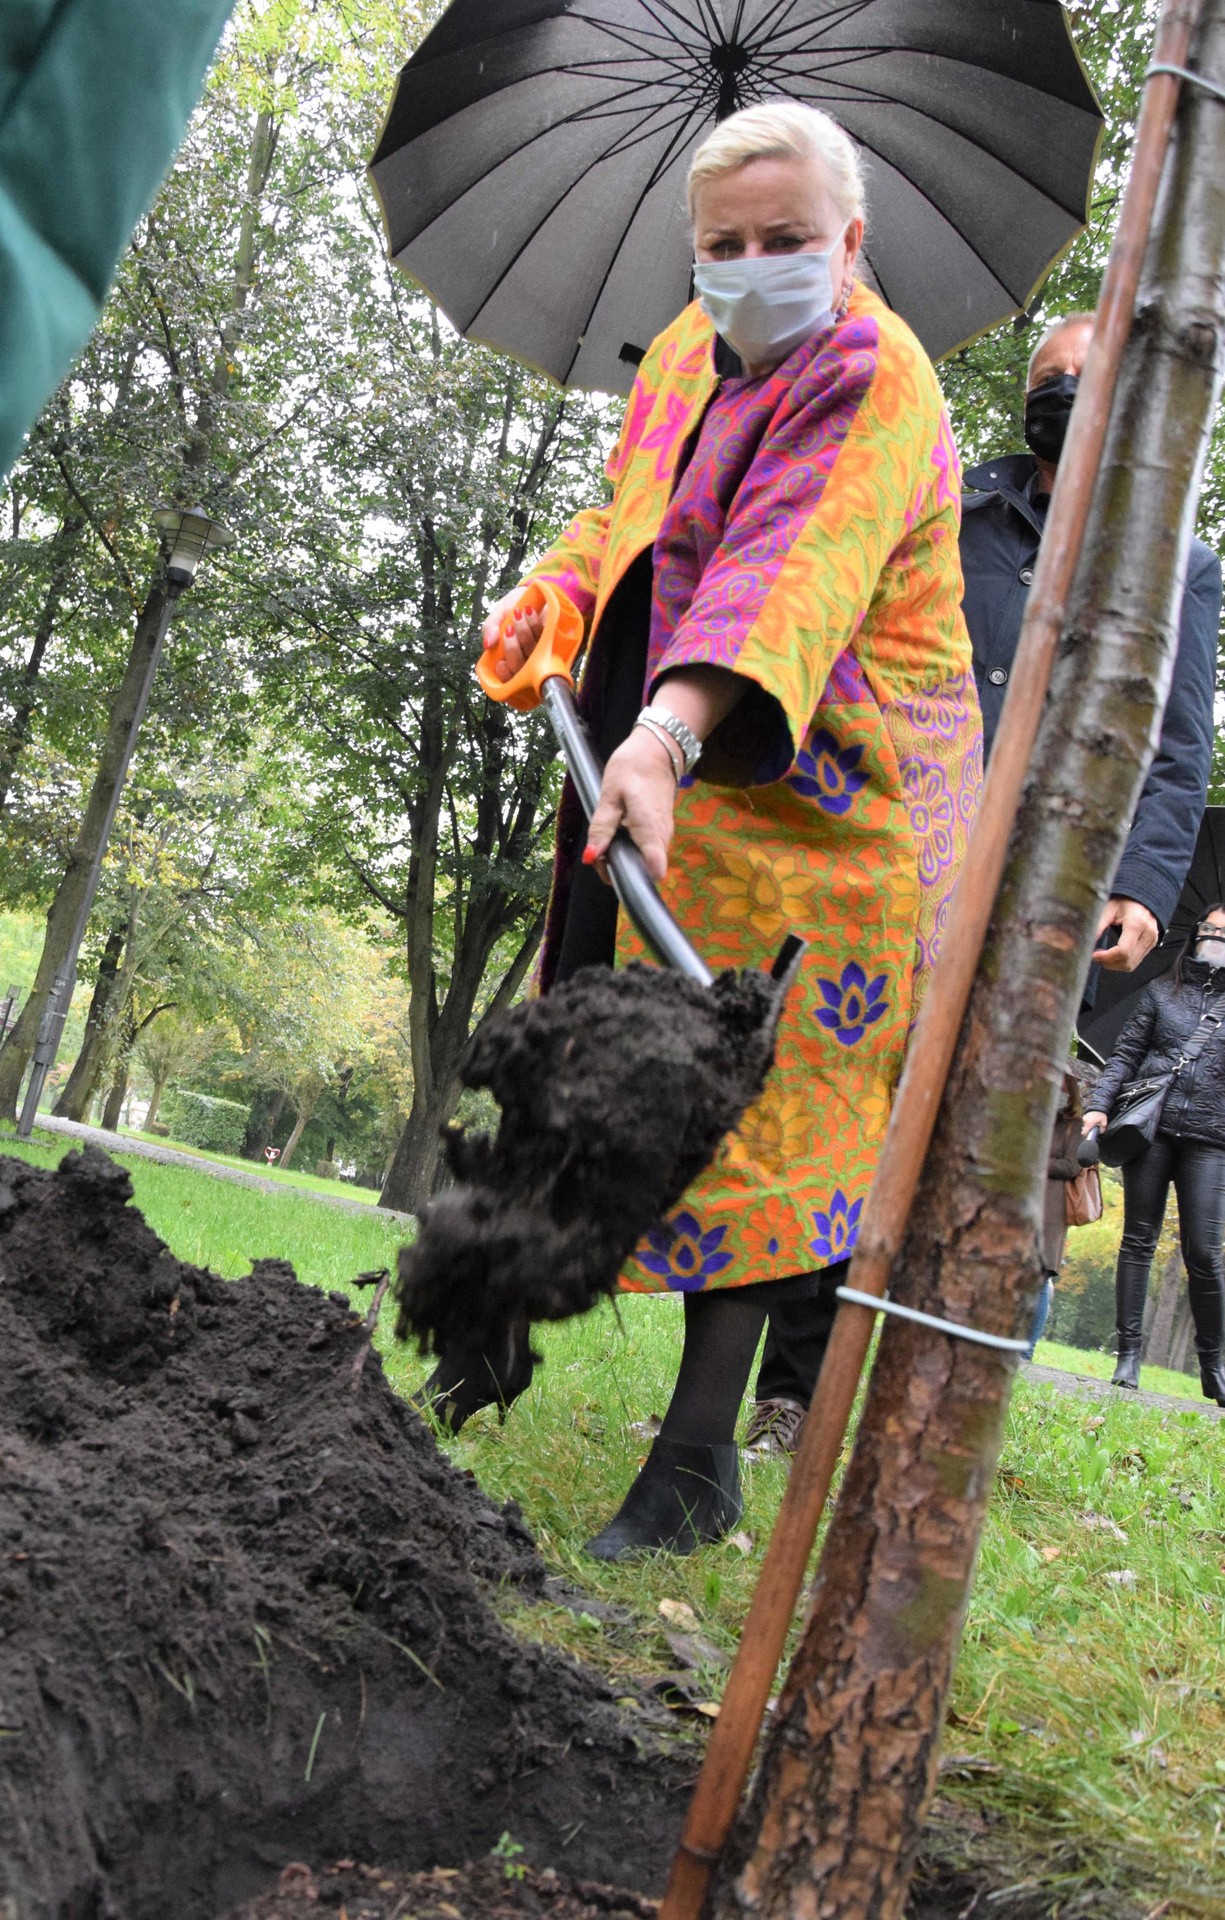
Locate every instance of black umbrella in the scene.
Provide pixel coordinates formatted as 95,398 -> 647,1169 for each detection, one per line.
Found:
370,0 -> 1103,395
1078,807 -> 1225,1063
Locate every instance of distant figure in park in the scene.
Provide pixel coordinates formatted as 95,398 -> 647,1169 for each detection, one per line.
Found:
418,101 -> 982,1559
746,308 -> 1222,1454
1082,907 -> 1225,1407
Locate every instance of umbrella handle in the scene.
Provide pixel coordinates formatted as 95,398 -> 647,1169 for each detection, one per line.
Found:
474,578 -> 584,712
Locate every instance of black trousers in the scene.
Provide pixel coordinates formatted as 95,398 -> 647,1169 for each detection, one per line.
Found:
753,1261 -> 845,1407
1116,1132 -> 1225,1354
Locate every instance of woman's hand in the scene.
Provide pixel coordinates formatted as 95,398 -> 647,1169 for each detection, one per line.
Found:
1082,1111 -> 1108,1135
481,589 -> 544,684
585,727 -> 680,883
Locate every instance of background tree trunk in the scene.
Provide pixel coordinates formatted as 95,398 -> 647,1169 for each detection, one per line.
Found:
726,24 -> 1225,1917
381,907 -> 544,1212
1169,1293 -> 1196,1372
1144,1244 -> 1185,1366
0,515 -> 84,815
51,915 -> 128,1120
0,583 -> 170,1123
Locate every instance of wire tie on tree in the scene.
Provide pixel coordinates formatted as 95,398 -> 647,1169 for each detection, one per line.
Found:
1146,62 -> 1225,105
835,1285 -> 1032,1353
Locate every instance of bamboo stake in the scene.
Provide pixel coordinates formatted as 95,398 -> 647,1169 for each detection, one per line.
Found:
658,8 -> 1205,1915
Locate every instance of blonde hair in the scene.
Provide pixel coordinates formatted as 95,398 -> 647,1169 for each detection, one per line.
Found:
687,101 -> 866,227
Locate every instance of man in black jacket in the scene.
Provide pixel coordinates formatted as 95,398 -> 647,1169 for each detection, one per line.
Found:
745,309 -> 1223,1458
962,309 -> 1221,967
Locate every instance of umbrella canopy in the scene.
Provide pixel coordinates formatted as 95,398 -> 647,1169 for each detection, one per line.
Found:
370,0 -> 1103,396
1078,808 -> 1225,1063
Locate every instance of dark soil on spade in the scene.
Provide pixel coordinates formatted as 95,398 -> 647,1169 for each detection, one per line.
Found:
0,1149 -> 693,1920
398,964 -> 784,1361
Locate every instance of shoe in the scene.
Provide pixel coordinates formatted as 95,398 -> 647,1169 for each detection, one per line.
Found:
743,1397 -> 806,1459
585,1438 -> 742,1562
410,1319 -> 536,1434
1197,1350 -> 1225,1408
1111,1346 -> 1142,1390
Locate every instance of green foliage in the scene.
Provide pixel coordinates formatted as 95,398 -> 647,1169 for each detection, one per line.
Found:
160,1088 -> 250,1155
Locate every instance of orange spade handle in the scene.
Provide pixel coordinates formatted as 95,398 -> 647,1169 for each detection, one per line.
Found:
475,579 -> 585,714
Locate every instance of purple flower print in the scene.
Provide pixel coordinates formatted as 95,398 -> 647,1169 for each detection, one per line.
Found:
810,1191 -> 864,1263
815,961 -> 889,1045
787,729 -> 869,815
902,758 -> 956,885
637,1209 -> 735,1291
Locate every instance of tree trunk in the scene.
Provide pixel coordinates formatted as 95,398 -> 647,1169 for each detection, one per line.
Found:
244,1086 -> 286,1160
278,1092 -> 320,1172
1144,1244 -> 1185,1367
380,908 -> 545,1213
144,1072 -> 170,1132
52,909 -> 132,1120
725,26 -> 1225,1917
99,1005 -> 138,1132
0,584 -> 171,1124
1169,1293 -> 1196,1373
0,515 -> 84,815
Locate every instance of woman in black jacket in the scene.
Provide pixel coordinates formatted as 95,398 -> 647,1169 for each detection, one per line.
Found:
1083,906 -> 1225,1405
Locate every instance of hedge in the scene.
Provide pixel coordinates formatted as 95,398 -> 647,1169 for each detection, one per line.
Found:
160,1089 -> 250,1156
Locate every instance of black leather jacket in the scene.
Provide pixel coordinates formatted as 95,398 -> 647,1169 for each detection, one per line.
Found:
1088,960 -> 1225,1149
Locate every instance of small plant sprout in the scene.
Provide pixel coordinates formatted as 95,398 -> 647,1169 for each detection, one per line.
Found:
491,1831 -> 528,1882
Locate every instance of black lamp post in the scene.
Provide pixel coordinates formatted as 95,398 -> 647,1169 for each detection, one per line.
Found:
17,507 -> 235,1138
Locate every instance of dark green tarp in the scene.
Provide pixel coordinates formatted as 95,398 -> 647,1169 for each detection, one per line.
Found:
0,0 -> 235,478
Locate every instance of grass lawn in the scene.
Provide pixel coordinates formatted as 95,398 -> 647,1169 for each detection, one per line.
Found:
98,1125 -> 387,1207
1034,1336 -> 1202,1401
5,1133 -> 1223,1906
0,1131 -> 406,1289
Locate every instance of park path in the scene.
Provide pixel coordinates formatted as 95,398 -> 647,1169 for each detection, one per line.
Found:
1025,1359 -> 1222,1419
22,1114 -> 414,1224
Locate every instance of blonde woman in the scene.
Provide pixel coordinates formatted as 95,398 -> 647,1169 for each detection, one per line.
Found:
426,101 -> 982,1560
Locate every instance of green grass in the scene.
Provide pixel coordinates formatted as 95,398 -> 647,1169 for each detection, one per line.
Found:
0,1131 -> 406,1290
4,1133 -> 1222,1904
115,1126 -> 387,1206
1034,1336 -> 1201,1400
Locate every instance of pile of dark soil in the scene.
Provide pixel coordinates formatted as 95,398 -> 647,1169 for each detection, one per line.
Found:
0,1148 -> 691,1920
399,964 -> 785,1359
223,1859 -> 658,1920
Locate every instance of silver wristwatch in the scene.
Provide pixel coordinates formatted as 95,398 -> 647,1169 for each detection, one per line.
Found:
636,703 -> 701,777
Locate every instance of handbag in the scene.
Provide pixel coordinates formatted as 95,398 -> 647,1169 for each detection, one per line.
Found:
1064,1164 -> 1103,1227
1100,1006 -> 1223,1167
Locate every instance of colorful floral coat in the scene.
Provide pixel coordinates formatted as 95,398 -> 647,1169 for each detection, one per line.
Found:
527,285 -> 982,1293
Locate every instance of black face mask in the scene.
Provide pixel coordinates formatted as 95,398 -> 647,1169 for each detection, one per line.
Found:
1024,372 -> 1079,465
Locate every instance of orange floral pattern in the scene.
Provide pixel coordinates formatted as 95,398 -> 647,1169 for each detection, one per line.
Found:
528,287 -> 981,1291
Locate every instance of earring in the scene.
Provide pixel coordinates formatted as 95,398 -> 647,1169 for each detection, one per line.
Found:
835,283 -> 852,321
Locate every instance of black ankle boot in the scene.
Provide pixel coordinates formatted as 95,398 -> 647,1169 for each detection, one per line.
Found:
585,1438 -> 742,1562
1197,1350 -> 1225,1408
1111,1346 -> 1142,1390
411,1319 -> 536,1434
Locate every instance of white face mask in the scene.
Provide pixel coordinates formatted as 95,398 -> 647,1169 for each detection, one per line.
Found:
1196,931 -> 1225,963
693,241 -> 843,368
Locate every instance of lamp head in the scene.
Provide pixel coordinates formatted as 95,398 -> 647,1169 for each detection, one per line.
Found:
152,506 -> 236,590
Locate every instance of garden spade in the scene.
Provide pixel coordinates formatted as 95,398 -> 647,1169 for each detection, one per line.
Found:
395,582 -> 804,1361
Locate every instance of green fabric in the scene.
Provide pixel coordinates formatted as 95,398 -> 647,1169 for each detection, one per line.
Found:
0,0 -> 235,478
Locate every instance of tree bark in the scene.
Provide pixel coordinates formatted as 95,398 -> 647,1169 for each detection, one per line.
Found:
380,907 -> 545,1213
0,583 -> 170,1123
725,21 -> 1225,1916
1144,1244 -> 1185,1366
1169,1292 -> 1196,1373
0,514 -> 84,815
53,892 -> 145,1121
244,1086 -> 286,1160
278,1081 -> 323,1171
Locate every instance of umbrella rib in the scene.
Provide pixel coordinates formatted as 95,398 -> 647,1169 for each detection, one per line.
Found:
455,97 -> 706,337
744,0 -> 875,56
747,50 -> 1096,220
564,100 -> 714,382
842,131 -> 1035,305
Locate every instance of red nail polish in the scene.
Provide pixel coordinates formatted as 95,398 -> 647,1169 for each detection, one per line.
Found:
582,846 -> 599,866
